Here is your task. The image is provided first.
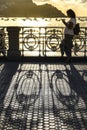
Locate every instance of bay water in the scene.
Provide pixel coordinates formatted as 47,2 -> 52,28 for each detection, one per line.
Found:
0,17 -> 87,27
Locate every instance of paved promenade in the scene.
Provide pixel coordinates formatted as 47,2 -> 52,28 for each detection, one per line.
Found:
0,61 -> 87,130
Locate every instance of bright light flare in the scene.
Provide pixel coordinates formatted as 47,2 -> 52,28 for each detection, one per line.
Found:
18,18 -> 48,27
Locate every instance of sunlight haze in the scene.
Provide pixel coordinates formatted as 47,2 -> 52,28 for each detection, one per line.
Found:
33,0 -> 87,16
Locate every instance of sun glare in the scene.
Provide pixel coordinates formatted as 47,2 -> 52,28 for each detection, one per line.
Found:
18,18 -> 48,27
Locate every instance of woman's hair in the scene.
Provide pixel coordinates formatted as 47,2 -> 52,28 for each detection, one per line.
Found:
67,9 -> 76,18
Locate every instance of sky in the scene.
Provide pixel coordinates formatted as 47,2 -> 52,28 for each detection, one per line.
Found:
0,0 -> 87,17
33,0 -> 87,16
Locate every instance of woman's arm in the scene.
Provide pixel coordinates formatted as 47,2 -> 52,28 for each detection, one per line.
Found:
62,19 -> 73,29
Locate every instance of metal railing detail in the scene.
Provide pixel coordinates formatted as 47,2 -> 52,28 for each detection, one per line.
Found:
0,27 -> 8,56
20,27 -> 87,57
0,26 -> 87,58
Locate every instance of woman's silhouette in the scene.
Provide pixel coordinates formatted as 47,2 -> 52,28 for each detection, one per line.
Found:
60,9 -> 76,62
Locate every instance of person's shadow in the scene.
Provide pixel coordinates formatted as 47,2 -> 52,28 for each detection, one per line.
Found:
65,64 -> 87,108
48,63 -> 87,129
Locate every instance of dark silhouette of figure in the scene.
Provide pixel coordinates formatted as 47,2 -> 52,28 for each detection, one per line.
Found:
60,9 -> 76,62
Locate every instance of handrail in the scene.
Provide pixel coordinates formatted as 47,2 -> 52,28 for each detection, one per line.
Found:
20,26 -> 87,57
0,26 -> 87,58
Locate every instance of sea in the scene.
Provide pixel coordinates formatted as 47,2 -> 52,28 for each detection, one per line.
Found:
0,17 -> 87,27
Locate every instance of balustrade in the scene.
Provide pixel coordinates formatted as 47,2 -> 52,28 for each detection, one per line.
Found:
0,26 -> 87,59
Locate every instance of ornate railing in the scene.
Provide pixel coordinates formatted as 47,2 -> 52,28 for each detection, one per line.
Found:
0,26 -> 87,58
0,27 -> 8,57
20,26 -> 87,57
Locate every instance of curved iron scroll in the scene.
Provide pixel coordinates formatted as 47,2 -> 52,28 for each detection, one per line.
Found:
73,36 -> 84,55
23,29 -> 39,51
46,34 -> 61,51
72,29 -> 86,55
46,29 -> 62,51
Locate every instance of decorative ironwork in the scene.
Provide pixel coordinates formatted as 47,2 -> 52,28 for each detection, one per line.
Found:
73,36 -> 84,55
0,26 -> 87,58
72,28 -> 87,56
0,28 -> 8,56
46,29 -> 62,51
20,27 -> 87,57
22,29 -> 39,51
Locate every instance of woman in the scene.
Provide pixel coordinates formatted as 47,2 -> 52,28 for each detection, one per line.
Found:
60,9 -> 76,62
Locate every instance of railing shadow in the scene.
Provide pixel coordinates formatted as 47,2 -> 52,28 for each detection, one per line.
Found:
0,62 -> 18,106
0,63 -> 87,129
65,64 -> 87,106
46,64 -> 87,129
0,63 -> 42,130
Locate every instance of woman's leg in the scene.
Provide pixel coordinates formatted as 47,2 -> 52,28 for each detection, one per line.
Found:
64,35 -> 73,61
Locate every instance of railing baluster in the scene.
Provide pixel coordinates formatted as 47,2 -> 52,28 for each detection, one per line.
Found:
0,26 -> 87,58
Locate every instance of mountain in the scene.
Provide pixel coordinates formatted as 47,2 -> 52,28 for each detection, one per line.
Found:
0,0 -> 65,17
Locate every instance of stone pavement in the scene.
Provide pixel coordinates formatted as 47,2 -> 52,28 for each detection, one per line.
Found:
0,62 -> 87,130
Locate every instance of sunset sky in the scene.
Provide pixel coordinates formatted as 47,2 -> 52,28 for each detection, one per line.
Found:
33,0 -> 87,16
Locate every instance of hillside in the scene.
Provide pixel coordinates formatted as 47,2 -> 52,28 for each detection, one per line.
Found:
0,1 -> 65,17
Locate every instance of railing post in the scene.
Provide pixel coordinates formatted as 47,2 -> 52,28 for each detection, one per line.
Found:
7,27 -> 21,59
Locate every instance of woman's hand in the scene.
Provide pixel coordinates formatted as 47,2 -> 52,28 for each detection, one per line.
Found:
62,19 -> 65,23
